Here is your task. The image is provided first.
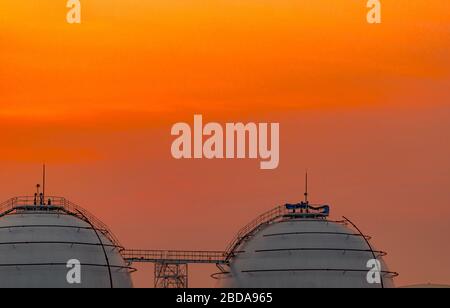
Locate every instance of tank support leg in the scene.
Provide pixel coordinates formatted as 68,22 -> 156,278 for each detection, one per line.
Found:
154,262 -> 188,288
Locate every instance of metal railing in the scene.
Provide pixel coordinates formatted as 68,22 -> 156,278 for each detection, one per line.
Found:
224,203 -> 340,261
0,196 -> 122,250
223,205 -> 290,260
122,249 -> 227,264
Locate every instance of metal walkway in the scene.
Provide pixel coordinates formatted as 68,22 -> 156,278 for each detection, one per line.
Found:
122,250 -> 227,288
122,249 -> 227,264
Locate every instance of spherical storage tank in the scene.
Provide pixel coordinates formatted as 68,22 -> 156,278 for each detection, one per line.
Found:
0,196 -> 134,288
217,202 -> 397,288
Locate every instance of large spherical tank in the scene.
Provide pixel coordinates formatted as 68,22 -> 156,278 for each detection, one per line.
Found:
218,217 -> 396,288
0,207 -> 133,288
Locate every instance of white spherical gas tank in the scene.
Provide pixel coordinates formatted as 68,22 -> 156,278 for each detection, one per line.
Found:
0,199 -> 133,288
217,205 -> 396,288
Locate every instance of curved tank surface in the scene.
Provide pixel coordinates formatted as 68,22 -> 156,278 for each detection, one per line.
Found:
0,197 -> 134,288
217,202 -> 397,288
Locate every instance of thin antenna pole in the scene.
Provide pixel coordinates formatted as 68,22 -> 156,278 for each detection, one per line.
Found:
42,164 -> 46,203
304,171 -> 308,203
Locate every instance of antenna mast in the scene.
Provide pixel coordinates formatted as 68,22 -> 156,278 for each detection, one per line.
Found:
304,171 -> 308,204
42,164 -> 46,203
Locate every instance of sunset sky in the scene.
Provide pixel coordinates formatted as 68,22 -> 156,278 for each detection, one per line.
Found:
1,0 -> 449,287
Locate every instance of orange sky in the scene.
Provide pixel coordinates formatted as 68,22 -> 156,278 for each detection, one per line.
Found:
1,0 -> 450,287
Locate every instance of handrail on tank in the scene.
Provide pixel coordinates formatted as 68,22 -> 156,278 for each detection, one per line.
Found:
224,203 -> 332,261
0,196 -> 122,250
223,205 -> 286,261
